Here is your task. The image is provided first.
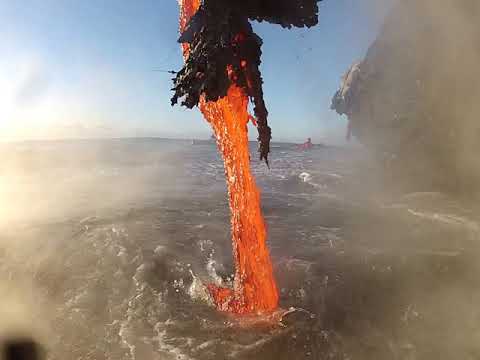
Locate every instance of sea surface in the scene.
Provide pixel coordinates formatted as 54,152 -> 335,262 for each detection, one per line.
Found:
0,138 -> 479,360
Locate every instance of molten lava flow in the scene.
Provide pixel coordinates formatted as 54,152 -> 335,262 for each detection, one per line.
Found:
201,87 -> 278,314
178,0 -> 200,57
179,0 -> 278,314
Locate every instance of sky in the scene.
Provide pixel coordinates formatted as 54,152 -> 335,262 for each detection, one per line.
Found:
0,0 -> 392,143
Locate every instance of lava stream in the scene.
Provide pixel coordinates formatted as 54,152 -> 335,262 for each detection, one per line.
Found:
179,0 -> 279,314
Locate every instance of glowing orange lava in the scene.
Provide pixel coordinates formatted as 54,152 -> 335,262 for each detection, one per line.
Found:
179,0 -> 279,314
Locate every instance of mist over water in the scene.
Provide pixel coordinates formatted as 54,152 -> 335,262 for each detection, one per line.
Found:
333,0 -> 480,194
2,0 -> 480,358
0,138 -> 479,359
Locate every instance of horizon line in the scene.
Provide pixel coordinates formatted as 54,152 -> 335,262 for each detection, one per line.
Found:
0,135 -> 337,146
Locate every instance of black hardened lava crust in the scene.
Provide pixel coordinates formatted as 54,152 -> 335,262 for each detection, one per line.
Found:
171,0 -> 321,165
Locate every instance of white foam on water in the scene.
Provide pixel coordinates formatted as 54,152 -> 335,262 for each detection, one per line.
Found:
153,323 -> 194,360
326,173 -> 343,179
188,270 -> 213,305
206,258 -> 223,286
404,208 -> 479,234
298,172 -> 312,183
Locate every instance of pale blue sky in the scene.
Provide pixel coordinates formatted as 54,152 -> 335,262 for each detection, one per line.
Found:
0,0 -> 392,143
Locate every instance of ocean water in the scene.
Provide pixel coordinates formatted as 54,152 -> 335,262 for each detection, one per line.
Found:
0,139 -> 479,360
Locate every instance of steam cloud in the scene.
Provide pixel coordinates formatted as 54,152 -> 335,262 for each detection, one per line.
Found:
331,0 -> 480,193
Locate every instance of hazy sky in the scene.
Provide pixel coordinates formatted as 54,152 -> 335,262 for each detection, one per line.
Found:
0,0 -> 392,143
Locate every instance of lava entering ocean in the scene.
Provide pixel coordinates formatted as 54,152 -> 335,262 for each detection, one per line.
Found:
173,0 -> 321,314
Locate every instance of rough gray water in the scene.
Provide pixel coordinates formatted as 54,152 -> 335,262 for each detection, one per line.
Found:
0,139 -> 479,360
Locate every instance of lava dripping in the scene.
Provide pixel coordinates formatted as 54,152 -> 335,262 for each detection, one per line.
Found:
179,0 -> 278,314
175,0 -> 320,314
